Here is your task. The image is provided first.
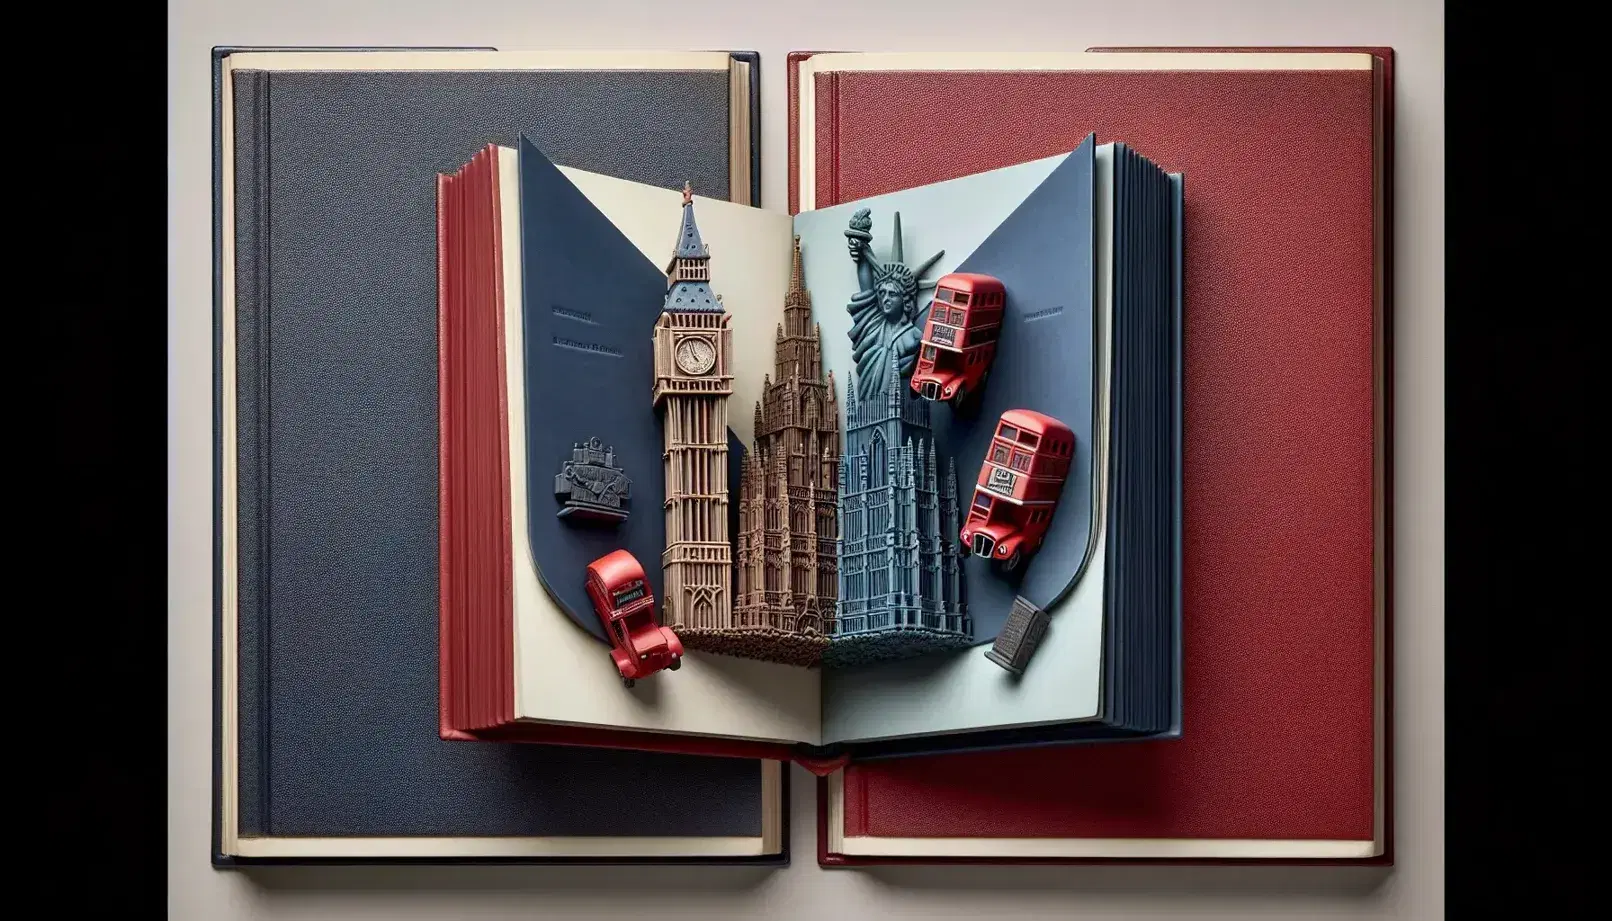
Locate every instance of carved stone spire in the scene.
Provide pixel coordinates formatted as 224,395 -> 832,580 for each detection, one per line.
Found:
786,236 -> 809,306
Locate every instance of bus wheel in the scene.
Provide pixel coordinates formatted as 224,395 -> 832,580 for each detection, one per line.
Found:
622,677 -> 636,689
668,656 -> 682,671
1001,550 -> 1022,573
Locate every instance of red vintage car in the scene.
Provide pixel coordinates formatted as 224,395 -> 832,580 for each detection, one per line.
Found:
911,273 -> 1006,406
959,409 -> 1075,572
585,549 -> 683,687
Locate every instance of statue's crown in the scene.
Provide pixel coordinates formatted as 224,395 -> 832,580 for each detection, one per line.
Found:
880,261 -> 918,298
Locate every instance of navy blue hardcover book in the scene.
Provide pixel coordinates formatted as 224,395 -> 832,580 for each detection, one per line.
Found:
211,46 -> 777,867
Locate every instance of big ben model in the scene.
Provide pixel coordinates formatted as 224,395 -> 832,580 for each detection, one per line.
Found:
652,183 -> 734,635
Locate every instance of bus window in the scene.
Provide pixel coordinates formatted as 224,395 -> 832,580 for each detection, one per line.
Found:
990,443 -> 1010,464
953,292 -> 970,306
1019,431 -> 1040,449
921,344 -> 936,361
946,307 -> 964,325
998,423 -> 1019,443
971,491 -> 992,514
611,581 -> 646,607
1010,451 -> 1032,472
935,288 -> 954,303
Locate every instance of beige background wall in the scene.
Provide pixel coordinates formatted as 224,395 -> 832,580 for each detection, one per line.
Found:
167,0 -> 1444,916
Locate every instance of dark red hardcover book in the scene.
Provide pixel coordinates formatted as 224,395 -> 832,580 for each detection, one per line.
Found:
790,49 -> 1392,864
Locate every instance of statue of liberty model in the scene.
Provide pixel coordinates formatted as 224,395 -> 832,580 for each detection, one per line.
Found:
844,208 -> 945,402
829,207 -> 971,668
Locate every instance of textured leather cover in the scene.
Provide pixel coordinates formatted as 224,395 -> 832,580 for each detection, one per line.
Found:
218,51 -> 772,859
792,51 -> 1389,862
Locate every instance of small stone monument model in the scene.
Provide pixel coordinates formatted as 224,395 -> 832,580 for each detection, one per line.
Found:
553,437 -> 632,524
984,596 -> 1051,676
723,238 -> 843,667
652,183 -> 735,639
828,208 -> 973,668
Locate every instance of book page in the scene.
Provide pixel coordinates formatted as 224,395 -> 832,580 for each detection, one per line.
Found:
507,157 -> 821,744
800,147 -> 1117,745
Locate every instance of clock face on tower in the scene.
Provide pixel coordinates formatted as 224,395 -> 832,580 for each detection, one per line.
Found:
675,337 -> 716,376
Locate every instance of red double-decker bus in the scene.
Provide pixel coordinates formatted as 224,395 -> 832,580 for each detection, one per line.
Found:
959,409 -> 1075,572
911,273 -> 1005,406
585,549 -> 683,688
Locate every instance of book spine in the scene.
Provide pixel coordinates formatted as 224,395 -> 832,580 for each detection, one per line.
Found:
823,71 -> 840,208
787,52 -> 810,215
728,51 -> 763,207
232,67 -> 273,837
438,166 -> 460,738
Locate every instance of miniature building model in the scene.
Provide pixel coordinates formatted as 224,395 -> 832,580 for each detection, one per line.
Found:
984,595 -> 1051,675
719,239 -> 842,666
652,184 -> 734,635
829,355 -> 972,667
553,437 -> 632,523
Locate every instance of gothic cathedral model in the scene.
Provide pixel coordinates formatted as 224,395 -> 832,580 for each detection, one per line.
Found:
652,184 -> 734,637
829,208 -> 972,668
726,238 -> 842,667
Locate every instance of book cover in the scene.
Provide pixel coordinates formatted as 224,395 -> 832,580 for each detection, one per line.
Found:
789,48 -> 1391,864
211,46 -> 778,866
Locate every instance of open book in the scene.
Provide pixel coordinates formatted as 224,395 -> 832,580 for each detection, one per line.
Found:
438,133 -> 1182,767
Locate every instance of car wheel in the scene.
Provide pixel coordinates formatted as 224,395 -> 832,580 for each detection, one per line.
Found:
668,656 -> 682,671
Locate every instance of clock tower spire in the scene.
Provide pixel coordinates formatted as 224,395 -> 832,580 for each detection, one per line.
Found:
652,184 -> 734,634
